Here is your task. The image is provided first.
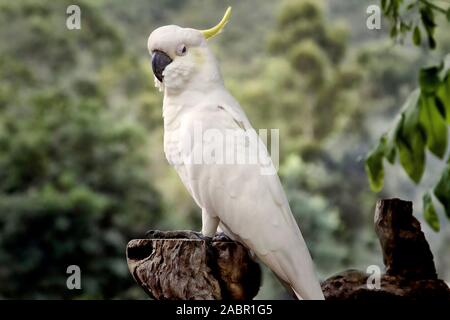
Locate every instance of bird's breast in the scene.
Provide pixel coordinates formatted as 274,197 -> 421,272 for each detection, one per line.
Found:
162,104 -> 184,166
164,134 -> 181,166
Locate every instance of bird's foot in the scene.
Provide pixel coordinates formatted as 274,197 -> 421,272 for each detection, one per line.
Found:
145,229 -> 215,241
145,230 -> 163,239
213,232 -> 233,242
145,229 -> 202,240
192,231 -> 213,244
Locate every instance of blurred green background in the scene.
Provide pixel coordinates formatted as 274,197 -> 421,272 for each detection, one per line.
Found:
0,0 -> 448,299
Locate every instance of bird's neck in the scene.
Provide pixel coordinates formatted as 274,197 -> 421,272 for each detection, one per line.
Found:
164,49 -> 224,101
161,49 -> 230,125
163,74 -> 224,108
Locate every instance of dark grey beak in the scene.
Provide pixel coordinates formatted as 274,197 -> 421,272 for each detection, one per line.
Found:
151,50 -> 172,82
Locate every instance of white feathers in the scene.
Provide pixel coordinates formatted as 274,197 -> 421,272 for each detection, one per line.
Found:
162,59 -> 196,92
162,96 -> 324,300
154,76 -> 164,92
148,24 -> 324,300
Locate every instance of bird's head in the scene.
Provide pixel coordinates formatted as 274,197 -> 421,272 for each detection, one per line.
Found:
147,7 -> 231,94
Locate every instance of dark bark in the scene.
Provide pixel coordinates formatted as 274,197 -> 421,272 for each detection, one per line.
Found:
322,198 -> 450,300
374,198 -> 437,279
126,231 -> 261,300
322,270 -> 450,300
127,198 -> 450,300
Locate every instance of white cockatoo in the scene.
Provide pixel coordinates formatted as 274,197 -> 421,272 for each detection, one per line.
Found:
147,7 -> 324,300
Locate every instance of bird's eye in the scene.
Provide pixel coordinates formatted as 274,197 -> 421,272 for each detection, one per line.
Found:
176,44 -> 187,56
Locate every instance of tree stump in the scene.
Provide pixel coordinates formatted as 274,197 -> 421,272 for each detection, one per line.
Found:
126,231 -> 261,300
321,198 -> 450,300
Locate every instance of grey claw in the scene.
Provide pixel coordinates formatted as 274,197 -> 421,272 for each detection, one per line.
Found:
145,229 -> 165,239
213,232 -> 232,242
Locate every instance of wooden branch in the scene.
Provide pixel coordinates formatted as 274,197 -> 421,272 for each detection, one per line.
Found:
322,198 -> 450,300
126,231 -> 261,300
322,270 -> 450,300
127,199 -> 449,300
374,198 -> 437,279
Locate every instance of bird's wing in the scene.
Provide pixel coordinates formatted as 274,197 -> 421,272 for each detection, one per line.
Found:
179,103 -> 324,300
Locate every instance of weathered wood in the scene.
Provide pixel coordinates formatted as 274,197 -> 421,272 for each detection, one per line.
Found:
128,199 -> 449,300
374,198 -> 437,279
126,231 -> 261,300
322,198 -> 450,300
322,270 -> 450,300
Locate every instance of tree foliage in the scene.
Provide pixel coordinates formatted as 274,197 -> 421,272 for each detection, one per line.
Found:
0,0 -> 162,298
381,0 -> 450,48
366,0 -> 450,231
1,0 -> 449,299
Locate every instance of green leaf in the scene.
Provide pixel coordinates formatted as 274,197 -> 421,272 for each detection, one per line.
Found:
423,192 -> 440,231
428,35 -> 436,49
446,8 -> 450,22
385,0 -> 395,15
419,66 -> 440,94
434,164 -> 450,219
438,54 -> 450,80
385,134 -> 397,163
400,22 -> 411,33
381,0 -> 389,12
437,76 -> 450,124
413,26 -> 421,46
434,96 -> 447,119
420,6 -> 436,29
420,6 -> 436,49
390,25 -> 398,38
395,90 -> 426,183
396,131 -> 426,183
365,113 -> 404,191
419,95 -> 448,158
385,117 -> 400,164
365,136 -> 386,192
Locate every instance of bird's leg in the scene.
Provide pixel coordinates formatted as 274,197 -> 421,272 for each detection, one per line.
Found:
200,209 -> 219,240
145,211 -> 219,242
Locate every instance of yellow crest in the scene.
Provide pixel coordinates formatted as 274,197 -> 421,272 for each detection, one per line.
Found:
200,7 -> 232,39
